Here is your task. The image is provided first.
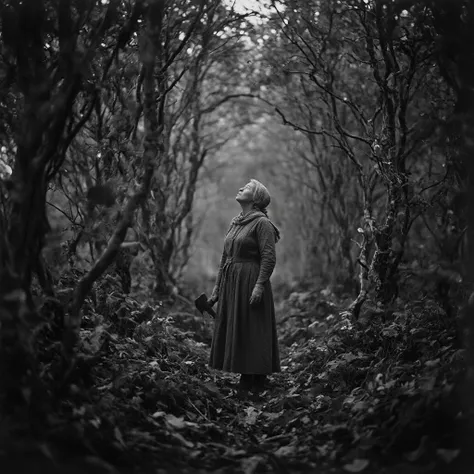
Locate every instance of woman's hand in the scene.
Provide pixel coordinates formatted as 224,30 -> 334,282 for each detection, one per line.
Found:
249,284 -> 264,305
207,296 -> 217,307
208,286 -> 219,306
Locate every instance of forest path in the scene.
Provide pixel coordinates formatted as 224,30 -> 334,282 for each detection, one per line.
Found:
132,351 -> 441,474
182,350 -> 435,474
0,294 -> 467,474
158,294 -> 465,474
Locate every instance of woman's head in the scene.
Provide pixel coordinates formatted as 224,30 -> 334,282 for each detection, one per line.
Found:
236,179 -> 271,214
250,179 -> 271,211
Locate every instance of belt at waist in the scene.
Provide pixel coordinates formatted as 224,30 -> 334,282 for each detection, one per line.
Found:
218,258 -> 259,292
225,257 -> 259,265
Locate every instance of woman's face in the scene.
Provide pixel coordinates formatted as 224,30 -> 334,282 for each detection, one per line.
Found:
236,181 -> 255,204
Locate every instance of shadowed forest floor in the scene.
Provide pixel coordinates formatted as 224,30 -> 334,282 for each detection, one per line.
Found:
2,0 -> 474,472
1,288 -> 472,474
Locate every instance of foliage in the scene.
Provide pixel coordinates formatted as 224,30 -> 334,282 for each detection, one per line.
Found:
0,0 -> 473,472
280,291 -> 464,463
254,0 -> 459,312
1,282 -> 468,472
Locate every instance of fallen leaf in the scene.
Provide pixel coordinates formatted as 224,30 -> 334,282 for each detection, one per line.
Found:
301,415 -> 311,424
343,459 -> 370,472
424,358 -> 440,367
114,427 -> 126,449
244,406 -> 260,425
344,396 -> 355,406
90,418 -> 101,428
204,382 -> 220,394
436,448 -> 460,464
352,401 -> 367,412
37,443 -> 55,461
225,447 -> 247,456
275,445 -> 297,457
317,444 -> 329,456
241,455 -> 262,474
262,411 -> 282,421
342,352 -> 358,362
404,435 -> 430,462
170,431 -> 194,448
285,385 -> 298,396
165,414 -> 197,429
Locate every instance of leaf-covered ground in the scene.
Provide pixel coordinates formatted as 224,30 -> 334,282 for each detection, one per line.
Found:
1,286 -> 472,474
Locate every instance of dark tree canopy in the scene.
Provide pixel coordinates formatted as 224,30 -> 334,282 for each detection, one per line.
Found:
0,0 -> 472,471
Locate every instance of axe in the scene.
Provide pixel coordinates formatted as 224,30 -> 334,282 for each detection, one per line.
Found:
194,293 -> 216,319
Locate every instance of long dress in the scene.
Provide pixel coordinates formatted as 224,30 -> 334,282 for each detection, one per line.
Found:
209,212 -> 281,375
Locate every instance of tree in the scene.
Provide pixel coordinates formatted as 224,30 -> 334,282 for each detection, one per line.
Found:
0,0 -> 142,418
65,0 -> 163,351
0,0 -> 256,418
262,0 -> 452,314
137,1 -> 256,295
44,1 -> 253,300
417,0 -> 474,452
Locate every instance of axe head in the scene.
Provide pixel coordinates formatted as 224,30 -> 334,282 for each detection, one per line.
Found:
195,293 -> 216,319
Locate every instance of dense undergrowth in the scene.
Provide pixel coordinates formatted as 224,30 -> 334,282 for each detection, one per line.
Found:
1,274 -> 470,474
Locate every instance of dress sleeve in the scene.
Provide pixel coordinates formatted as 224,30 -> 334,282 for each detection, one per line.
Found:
211,224 -> 232,299
255,218 -> 277,287
212,246 -> 227,295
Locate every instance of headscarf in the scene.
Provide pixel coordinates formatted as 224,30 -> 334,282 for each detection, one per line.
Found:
250,179 -> 271,214
230,179 -> 281,242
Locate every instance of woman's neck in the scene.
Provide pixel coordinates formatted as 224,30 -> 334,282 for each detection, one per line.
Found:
240,203 -> 254,215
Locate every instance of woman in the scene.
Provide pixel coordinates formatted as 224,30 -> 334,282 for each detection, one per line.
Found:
208,179 -> 281,394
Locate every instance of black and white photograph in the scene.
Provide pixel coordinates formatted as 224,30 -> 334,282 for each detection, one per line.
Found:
0,0 -> 473,472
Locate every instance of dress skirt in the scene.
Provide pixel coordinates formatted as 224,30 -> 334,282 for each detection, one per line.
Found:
209,258 -> 281,374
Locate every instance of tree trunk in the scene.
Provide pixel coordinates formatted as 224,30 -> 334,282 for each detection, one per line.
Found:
153,235 -> 175,296
340,228 -> 357,294
350,227 -> 372,319
0,5 -> 82,412
65,0 -> 164,349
